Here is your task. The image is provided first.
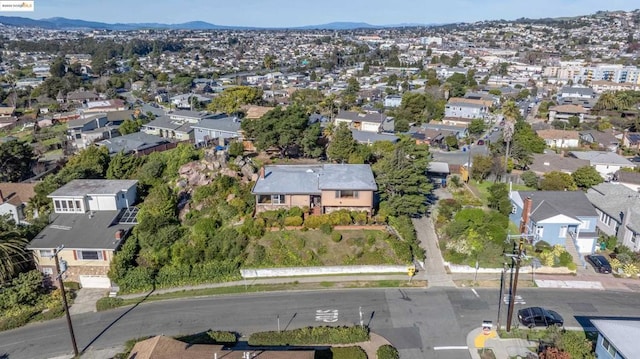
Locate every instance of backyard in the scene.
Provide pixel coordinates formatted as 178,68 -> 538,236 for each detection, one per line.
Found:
244,229 -> 412,267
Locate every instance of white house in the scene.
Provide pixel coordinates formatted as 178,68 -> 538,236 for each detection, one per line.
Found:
569,151 -> 636,180
48,179 -> 137,213
535,129 -> 580,149
334,110 -> 385,133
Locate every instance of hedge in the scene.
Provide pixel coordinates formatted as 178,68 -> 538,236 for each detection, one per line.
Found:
377,344 -> 400,359
96,297 -> 124,311
248,326 -> 369,346
175,330 -> 237,345
389,215 -> 425,261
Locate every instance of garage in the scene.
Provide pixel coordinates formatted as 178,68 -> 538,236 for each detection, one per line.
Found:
79,275 -> 112,289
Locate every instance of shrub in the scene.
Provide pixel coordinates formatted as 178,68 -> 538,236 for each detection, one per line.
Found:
331,232 -> 342,243
248,326 -> 369,346
623,263 -> 639,277
377,344 -> 399,359
521,170 -> 539,188
558,252 -> 573,267
283,216 -> 303,226
176,330 -> 237,345
304,214 -> 330,229
610,258 -> 622,272
449,175 -> 461,188
388,215 -> 425,261
316,347 -> 367,359
63,281 -> 81,290
320,223 -> 333,234
228,141 -> 244,157
567,262 -> 577,271
616,253 -> 632,264
252,245 -> 267,264
351,211 -> 368,225
287,207 -> 304,218
96,297 -> 124,311
329,210 -> 353,225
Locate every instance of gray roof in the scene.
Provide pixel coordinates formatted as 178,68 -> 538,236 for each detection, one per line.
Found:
529,152 -> 590,175
169,109 -> 212,119
514,191 -> 597,222
27,211 -> 133,250
48,179 -> 138,197
145,116 -> 193,132
428,162 -> 450,174
591,319 -> 640,359
336,110 -> 386,124
586,183 -> 640,233
570,151 -> 636,167
191,117 -> 241,134
97,132 -> 170,154
252,164 -> 377,194
559,86 -> 594,97
67,113 -> 106,128
351,129 -> 399,144
616,170 -> 640,185
420,123 -> 468,134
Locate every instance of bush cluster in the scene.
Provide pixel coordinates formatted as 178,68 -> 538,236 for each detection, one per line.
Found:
388,215 -> 425,261
96,297 -> 124,311
377,344 -> 400,359
248,326 -> 369,346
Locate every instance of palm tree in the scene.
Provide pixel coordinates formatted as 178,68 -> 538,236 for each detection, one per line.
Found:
593,92 -> 618,112
0,230 -> 31,283
501,100 -> 520,172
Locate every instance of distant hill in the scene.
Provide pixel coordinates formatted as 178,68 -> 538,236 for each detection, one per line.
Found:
0,16 -> 428,31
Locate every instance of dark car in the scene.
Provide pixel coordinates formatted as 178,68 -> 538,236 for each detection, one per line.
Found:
586,254 -> 612,274
518,307 -> 564,328
477,139 -> 485,145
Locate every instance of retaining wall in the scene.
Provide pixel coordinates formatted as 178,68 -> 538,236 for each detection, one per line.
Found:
241,265 -> 409,278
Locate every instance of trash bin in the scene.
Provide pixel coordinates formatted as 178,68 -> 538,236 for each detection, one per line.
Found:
600,242 -> 607,251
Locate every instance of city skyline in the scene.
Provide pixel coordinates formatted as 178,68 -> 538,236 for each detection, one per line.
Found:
17,0 -> 640,27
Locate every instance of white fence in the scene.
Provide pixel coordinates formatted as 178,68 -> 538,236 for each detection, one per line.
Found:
241,265 -> 409,278
445,262 -> 574,274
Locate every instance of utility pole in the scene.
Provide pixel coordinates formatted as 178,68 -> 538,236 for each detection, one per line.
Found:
505,238 -> 525,332
53,245 -> 79,357
496,262 -> 507,330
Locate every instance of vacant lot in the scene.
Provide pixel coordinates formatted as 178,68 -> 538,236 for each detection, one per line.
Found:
244,229 -> 412,267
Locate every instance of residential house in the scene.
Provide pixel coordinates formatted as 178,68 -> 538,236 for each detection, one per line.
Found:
128,335 -> 315,359
15,77 -> 44,89
591,319 -> 640,359
0,106 -> 16,118
579,129 -> 620,152
464,92 -> 500,106
130,81 -> 145,92
252,164 -> 377,215
66,113 -> 112,149
384,95 -> 402,108
614,170 -> 640,192
191,116 -> 242,145
334,110 -> 385,133
427,162 -> 450,187
548,104 -> 588,123
142,116 -> 194,141
65,90 -> 100,104
170,94 -> 211,109
528,152 -> 590,176
82,99 -> 127,114
569,151 -> 636,179
441,117 -> 474,127
591,80 -> 639,93
97,132 -> 173,156
27,179 -> 138,288
0,183 -> 37,224
558,86 -> 595,100
621,131 -> 640,150
444,98 -> 490,119
587,183 -> 640,252
351,130 -> 399,145
510,191 -> 599,255
242,105 -> 273,120
535,129 -> 580,149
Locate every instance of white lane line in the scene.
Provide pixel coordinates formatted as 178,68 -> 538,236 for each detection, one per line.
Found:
471,288 -> 480,298
0,340 -> 25,348
434,346 -> 469,350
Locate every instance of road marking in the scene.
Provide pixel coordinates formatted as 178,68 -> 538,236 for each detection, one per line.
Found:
315,309 -> 339,323
0,340 -> 24,348
433,346 -> 469,350
471,288 -> 480,298
503,294 -> 525,304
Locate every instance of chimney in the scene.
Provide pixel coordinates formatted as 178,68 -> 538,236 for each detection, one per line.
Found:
259,167 -> 265,179
115,229 -> 124,241
519,196 -> 533,234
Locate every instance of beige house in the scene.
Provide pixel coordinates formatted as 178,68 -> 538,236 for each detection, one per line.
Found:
548,104 -> 588,122
28,179 -> 138,288
252,164 -> 377,215
535,129 -> 580,148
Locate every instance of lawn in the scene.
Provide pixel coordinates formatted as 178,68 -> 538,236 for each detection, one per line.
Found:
244,229 -> 412,267
470,180 -> 534,204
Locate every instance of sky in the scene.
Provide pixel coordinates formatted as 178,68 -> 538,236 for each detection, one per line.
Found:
19,0 -> 640,27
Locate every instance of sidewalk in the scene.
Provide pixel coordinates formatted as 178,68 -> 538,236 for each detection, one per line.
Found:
467,327 -> 537,359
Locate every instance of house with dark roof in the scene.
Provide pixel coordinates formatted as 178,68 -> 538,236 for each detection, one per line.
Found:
252,164 -> 377,215
592,319 -> 640,359
96,132 -> 173,156
351,129 -> 399,145
614,170 -> 640,192
142,115 -> 195,141
587,183 -> 640,252
334,110 -> 386,133
529,152 -> 590,176
67,113 -> 111,149
27,179 -> 138,288
579,129 -> 620,152
0,182 -> 37,224
548,104 -> 588,122
128,335 -> 315,359
510,190 -> 599,255
622,131 -> 640,150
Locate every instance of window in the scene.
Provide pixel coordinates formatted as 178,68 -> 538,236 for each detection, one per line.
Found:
579,219 -> 590,230
39,249 -> 53,258
536,226 -> 544,237
335,190 -> 359,199
76,250 -> 103,260
42,267 -> 54,276
271,195 -> 285,204
602,337 -> 616,356
53,198 -> 84,213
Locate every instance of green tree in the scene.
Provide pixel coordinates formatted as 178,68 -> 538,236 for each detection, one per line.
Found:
468,119 -> 486,136
106,151 -> 143,179
521,170 -> 539,188
138,184 -> 178,223
0,229 -> 30,283
240,105 -> 310,158
300,123 -> 324,158
0,140 -> 35,182
50,57 -> 66,78
373,137 -> 432,217
539,171 -> 577,191
290,89 -> 325,112
471,154 -> 493,181
571,166 -> 603,189
327,122 -> 357,162
207,86 -> 263,115
487,183 -> 512,216
119,119 -> 142,135
444,135 -> 459,150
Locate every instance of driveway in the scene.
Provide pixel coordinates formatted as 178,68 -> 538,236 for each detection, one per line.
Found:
69,289 -> 108,315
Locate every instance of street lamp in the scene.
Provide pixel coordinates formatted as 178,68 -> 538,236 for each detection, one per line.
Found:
52,245 -> 79,357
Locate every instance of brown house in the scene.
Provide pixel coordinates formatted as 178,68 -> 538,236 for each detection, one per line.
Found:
252,164 -> 377,215
128,336 -> 315,359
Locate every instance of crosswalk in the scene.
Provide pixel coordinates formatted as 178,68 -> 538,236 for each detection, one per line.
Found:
503,294 -> 526,304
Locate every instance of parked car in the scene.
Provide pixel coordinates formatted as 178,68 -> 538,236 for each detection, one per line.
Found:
518,307 -> 564,328
586,254 -> 612,274
477,139 -> 485,145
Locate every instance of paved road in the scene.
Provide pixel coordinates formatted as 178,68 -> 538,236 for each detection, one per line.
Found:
2,288 -> 640,359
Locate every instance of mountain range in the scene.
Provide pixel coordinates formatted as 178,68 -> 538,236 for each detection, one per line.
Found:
0,16 -> 431,31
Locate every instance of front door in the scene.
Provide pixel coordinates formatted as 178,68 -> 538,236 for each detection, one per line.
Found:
559,225 -> 568,238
